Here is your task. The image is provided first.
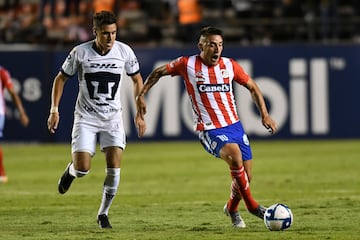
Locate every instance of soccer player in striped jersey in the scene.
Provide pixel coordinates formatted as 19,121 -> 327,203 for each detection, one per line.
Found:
136,26 -> 277,228
0,65 -> 29,183
47,11 -> 146,229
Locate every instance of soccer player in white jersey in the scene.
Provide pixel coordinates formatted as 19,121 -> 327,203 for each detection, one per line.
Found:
136,26 -> 277,228
47,11 -> 146,229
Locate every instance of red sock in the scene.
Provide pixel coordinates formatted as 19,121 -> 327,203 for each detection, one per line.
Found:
227,179 -> 241,212
0,147 -> 5,176
230,166 -> 259,212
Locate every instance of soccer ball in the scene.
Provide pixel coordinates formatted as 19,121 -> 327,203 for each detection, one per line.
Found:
264,203 -> 293,231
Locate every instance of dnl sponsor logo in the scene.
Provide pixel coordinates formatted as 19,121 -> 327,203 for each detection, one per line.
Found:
89,63 -> 118,69
120,59 -> 334,137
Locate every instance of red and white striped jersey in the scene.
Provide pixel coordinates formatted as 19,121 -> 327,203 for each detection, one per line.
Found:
166,55 -> 250,131
0,66 -> 14,116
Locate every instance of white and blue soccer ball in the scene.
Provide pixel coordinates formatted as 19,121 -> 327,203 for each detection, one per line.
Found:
264,203 -> 293,231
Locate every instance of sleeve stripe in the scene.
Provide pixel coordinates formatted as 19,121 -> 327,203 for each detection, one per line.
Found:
60,68 -> 74,77
127,69 -> 140,76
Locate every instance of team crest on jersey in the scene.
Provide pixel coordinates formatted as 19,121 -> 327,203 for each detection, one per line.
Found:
67,48 -> 76,61
128,58 -> 138,68
221,69 -> 229,78
169,57 -> 182,68
195,71 -> 204,82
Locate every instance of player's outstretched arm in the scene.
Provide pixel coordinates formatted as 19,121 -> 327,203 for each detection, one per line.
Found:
137,64 -> 169,98
135,64 -> 169,137
245,77 -> 277,134
131,72 -> 146,138
135,64 -> 169,114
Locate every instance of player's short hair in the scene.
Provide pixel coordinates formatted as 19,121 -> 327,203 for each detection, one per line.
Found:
199,26 -> 223,43
199,26 -> 223,39
93,11 -> 117,29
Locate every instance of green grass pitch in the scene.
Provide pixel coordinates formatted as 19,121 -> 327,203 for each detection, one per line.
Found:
0,140 -> 359,240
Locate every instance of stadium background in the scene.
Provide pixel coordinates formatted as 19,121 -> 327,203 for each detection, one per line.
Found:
0,0 -> 359,142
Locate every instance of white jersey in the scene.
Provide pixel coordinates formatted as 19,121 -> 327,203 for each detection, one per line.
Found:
61,40 -> 140,121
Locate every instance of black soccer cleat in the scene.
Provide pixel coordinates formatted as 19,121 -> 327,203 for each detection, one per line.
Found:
250,205 -> 267,219
58,163 -> 75,194
97,214 -> 112,229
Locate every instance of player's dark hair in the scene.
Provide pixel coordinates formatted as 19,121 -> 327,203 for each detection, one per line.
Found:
93,11 -> 117,29
199,26 -> 223,39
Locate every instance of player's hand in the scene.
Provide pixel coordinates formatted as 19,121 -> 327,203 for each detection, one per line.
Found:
47,112 -> 59,134
262,115 -> 277,134
135,112 -> 146,138
19,112 -> 29,127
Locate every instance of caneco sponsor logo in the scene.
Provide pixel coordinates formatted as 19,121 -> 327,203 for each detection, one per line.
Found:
198,83 -> 230,92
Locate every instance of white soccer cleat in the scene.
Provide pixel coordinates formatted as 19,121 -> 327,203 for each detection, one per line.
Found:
223,204 -> 246,228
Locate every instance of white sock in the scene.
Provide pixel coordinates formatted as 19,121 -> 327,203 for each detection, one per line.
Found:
68,162 -> 88,177
97,168 -> 120,216
68,163 -> 76,177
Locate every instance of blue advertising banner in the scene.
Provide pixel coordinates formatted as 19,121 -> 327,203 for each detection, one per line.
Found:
0,44 -> 359,142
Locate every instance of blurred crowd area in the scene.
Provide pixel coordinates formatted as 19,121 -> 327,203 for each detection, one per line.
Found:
0,0 -> 359,48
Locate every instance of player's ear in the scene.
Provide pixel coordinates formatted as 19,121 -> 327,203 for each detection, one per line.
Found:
93,27 -> 97,36
198,43 -> 203,51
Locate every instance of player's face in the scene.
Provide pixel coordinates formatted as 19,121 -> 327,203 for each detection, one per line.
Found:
94,23 -> 117,54
199,35 -> 223,66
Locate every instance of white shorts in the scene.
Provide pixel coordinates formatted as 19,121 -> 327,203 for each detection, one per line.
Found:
71,115 -> 126,156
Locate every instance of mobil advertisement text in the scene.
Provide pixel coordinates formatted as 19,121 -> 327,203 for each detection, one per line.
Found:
1,44 -> 358,142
